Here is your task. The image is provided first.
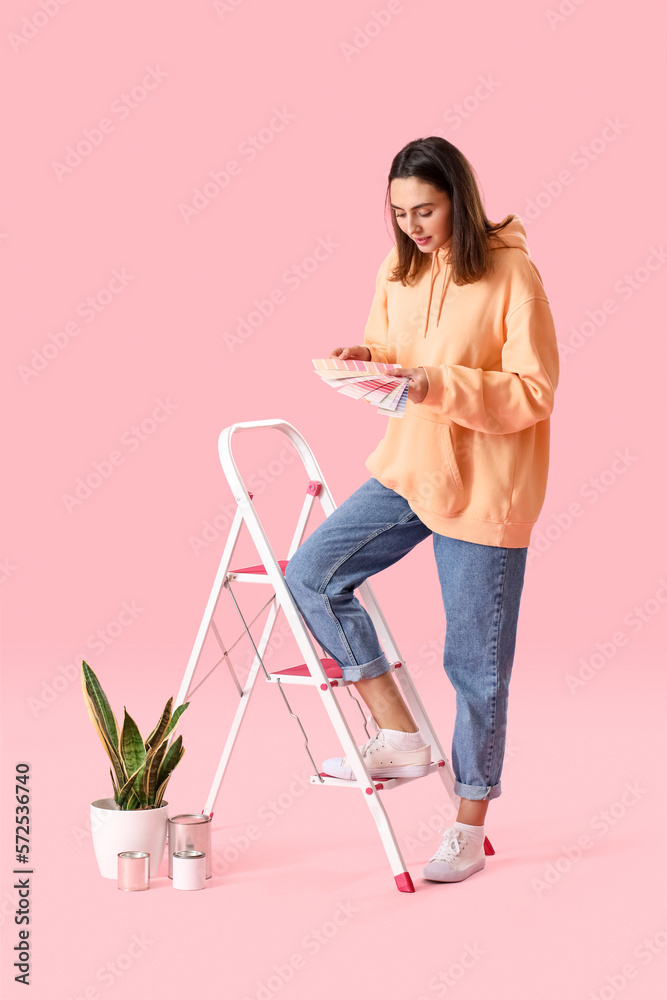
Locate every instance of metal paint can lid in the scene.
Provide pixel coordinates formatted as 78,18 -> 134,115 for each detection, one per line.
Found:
168,814 -> 211,825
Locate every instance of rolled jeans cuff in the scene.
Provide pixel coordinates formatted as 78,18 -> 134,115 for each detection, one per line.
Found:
339,651 -> 393,683
455,779 -> 502,801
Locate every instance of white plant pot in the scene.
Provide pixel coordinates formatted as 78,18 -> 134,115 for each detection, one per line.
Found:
90,798 -> 169,879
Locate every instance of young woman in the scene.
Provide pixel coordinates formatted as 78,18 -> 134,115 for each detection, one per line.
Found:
284,136 -> 559,883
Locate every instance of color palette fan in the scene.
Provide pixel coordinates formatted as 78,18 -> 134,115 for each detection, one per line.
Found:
312,358 -> 409,417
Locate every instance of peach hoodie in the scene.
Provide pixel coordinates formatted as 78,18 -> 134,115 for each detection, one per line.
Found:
362,215 -> 559,547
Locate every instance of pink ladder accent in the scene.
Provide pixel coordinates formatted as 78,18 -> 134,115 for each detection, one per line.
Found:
395,872 -> 415,893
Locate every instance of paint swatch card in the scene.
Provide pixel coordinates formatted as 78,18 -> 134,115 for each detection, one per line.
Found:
312,358 -> 409,417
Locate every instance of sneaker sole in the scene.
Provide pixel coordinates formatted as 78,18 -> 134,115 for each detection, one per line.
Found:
421,856 -> 486,883
322,760 -> 432,780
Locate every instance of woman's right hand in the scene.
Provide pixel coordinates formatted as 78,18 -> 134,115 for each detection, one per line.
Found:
328,344 -> 372,362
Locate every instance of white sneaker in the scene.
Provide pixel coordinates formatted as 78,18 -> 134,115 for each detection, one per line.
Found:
321,730 -> 432,780
422,827 -> 486,882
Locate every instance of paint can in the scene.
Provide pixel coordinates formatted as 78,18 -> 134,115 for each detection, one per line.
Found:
172,850 -> 206,890
168,814 -> 212,879
117,851 -> 150,891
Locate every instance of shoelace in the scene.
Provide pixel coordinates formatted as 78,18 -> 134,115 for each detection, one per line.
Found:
341,731 -> 385,765
430,828 -> 467,863
358,732 -> 385,757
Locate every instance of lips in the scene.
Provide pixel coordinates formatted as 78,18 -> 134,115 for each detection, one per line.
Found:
414,236 -> 431,243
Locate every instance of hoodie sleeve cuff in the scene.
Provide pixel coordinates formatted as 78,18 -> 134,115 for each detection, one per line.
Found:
420,365 -> 449,408
366,344 -> 388,364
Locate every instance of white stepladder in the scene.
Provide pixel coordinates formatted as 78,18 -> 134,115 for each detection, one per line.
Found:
174,419 -> 495,893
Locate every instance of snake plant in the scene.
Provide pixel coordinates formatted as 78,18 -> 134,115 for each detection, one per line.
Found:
81,660 -> 189,810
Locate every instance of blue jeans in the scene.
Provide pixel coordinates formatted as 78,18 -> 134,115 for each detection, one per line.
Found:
283,477 -> 528,801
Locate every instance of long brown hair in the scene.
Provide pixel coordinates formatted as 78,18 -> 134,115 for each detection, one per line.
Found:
385,136 -> 515,286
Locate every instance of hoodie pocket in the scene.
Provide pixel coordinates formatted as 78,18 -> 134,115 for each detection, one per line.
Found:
397,414 -> 466,516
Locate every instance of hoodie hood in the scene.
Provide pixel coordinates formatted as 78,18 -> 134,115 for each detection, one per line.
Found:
422,215 -> 530,337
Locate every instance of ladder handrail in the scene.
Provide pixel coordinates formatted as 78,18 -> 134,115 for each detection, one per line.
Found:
219,420 -> 335,516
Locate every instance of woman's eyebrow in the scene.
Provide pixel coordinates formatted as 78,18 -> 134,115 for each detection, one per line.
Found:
390,202 -> 435,210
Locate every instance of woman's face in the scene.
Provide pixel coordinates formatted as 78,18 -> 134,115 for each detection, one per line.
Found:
390,177 -> 453,253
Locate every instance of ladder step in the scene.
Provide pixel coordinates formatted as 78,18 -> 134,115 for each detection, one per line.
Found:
310,761 -> 445,790
267,658 -> 347,686
227,560 -> 289,583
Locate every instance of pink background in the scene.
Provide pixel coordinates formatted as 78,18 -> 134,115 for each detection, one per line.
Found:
2,1 -> 666,997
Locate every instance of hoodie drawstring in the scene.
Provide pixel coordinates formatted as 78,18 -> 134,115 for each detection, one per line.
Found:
421,216 -> 528,337
423,251 -> 437,339
423,246 -> 452,338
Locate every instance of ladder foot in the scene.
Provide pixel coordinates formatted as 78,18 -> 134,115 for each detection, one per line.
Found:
395,872 -> 415,893
483,836 -> 495,856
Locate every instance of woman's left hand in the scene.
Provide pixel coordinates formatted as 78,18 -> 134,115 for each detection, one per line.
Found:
393,366 -> 429,404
